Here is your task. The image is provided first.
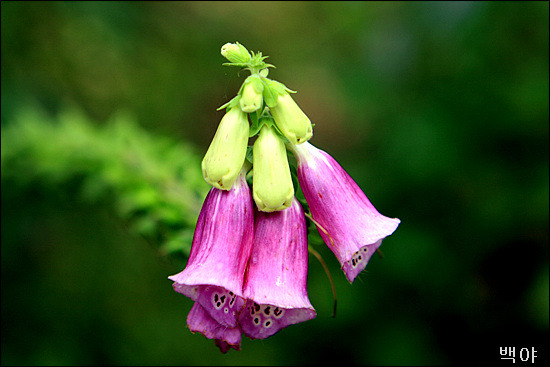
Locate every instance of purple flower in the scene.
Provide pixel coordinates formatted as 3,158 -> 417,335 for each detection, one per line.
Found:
288,142 -> 400,283
168,166 -> 254,328
187,301 -> 242,353
239,197 -> 316,339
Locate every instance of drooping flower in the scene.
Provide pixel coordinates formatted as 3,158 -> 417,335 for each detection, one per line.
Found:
269,91 -> 313,145
169,164 -> 254,327
252,124 -> 294,212
187,302 -> 242,353
288,142 -> 400,283
201,106 -> 249,191
239,197 -> 316,339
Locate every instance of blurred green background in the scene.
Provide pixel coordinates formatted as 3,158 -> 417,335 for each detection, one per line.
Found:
1,1 -> 548,365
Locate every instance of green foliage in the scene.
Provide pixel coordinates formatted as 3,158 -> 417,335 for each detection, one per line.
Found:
1,106 -> 209,260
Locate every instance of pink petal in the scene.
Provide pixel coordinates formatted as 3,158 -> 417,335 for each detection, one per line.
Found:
290,142 -> 400,283
239,198 -> 316,339
187,302 -> 242,353
169,170 -> 254,327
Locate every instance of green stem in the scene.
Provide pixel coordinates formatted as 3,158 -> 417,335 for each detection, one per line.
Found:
308,245 -> 337,318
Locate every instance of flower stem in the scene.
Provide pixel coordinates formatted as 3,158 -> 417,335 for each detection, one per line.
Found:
308,245 -> 337,318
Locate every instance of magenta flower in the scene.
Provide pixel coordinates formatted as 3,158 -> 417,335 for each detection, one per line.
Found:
168,166 -> 254,328
288,142 -> 400,283
187,302 -> 242,353
239,197 -> 316,339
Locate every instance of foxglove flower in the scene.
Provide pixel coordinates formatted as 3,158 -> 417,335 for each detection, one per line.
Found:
288,142 -> 400,283
169,165 -> 254,327
239,197 -> 316,339
269,91 -> 313,145
187,302 -> 242,353
252,124 -> 294,212
201,106 -> 249,190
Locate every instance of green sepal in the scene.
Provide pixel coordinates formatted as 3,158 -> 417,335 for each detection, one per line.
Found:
262,79 -> 279,108
248,110 -> 262,137
217,95 -> 241,111
245,145 -> 254,165
274,80 -> 297,94
222,62 -> 250,68
258,113 -> 288,143
261,78 -> 299,108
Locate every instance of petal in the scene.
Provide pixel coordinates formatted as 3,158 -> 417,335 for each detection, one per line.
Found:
289,142 -> 400,283
187,302 -> 242,353
169,167 -> 254,326
239,198 -> 316,339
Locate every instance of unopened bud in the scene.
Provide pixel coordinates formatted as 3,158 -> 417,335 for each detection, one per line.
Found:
270,92 -> 313,145
221,42 -> 251,64
252,124 -> 294,212
202,106 -> 250,190
240,76 -> 264,113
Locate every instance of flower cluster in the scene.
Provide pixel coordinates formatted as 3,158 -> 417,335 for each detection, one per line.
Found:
169,42 -> 400,352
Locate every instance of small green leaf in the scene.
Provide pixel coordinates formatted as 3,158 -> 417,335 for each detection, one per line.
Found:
248,111 -> 262,137
217,95 -> 241,111
245,145 -> 254,165
262,79 -> 279,107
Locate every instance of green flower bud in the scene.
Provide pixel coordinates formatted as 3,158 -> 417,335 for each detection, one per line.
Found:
240,76 -> 264,113
202,106 -> 250,190
221,42 -> 251,64
269,92 -> 313,145
252,124 -> 294,212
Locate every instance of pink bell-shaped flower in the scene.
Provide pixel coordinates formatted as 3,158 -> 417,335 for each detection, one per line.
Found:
239,197 -> 316,339
169,165 -> 254,328
186,302 -> 242,353
288,142 -> 400,283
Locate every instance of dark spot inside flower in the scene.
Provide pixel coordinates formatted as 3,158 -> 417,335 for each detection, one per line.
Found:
254,303 -> 260,312
253,317 -> 260,325
264,320 -> 272,328
362,247 -> 368,253
214,294 -> 219,302
229,291 -> 234,296
274,307 -> 282,317
220,295 -> 226,304
264,306 -> 271,316
318,192 -> 323,199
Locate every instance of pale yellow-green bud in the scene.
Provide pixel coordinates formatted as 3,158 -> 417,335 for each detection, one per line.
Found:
221,42 -> 251,64
252,124 -> 294,212
240,76 -> 264,113
269,92 -> 313,145
202,106 -> 250,190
